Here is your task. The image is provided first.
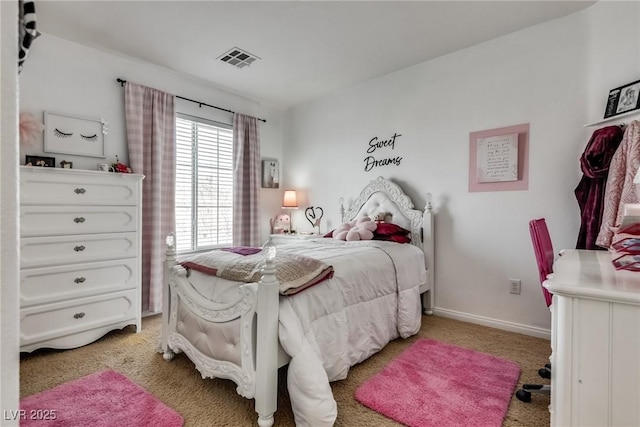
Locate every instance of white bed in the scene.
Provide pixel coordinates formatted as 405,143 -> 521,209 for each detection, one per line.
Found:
160,176 -> 435,426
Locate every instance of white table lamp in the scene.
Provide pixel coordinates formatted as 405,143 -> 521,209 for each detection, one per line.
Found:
282,190 -> 299,232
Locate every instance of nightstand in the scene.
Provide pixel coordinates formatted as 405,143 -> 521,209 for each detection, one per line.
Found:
269,233 -> 323,246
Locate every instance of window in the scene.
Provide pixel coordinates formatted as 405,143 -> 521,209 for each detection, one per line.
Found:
175,114 -> 233,252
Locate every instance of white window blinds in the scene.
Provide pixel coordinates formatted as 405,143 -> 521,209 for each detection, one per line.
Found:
175,114 -> 233,252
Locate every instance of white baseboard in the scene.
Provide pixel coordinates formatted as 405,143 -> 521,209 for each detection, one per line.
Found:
432,307 -> 551,340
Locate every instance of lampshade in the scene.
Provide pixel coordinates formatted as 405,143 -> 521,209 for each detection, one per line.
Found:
282,190 -> 299,209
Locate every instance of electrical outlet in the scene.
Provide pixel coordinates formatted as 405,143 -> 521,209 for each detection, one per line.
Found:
509,279 -> 521,295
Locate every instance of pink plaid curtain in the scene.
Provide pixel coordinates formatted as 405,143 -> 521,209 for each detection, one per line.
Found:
124,82 -> 176,313
233,113 -> 261,247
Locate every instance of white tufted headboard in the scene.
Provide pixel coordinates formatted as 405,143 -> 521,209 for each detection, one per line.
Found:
340,176 -> 435,314
342,177 -> 427,249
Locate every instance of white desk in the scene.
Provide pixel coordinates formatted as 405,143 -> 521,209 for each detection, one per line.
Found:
545,250 -> 640,427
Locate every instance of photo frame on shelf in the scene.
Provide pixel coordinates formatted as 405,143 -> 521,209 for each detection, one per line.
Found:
44,111 -> 107,158
25,155 -> 55,167
604,79 -> 640,119
261,159 -> 280,188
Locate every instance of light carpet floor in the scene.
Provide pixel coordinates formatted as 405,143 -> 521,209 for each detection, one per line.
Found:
20,314 -> 550,426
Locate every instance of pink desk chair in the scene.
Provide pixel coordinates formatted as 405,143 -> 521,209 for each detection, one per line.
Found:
516,218 -> 553,402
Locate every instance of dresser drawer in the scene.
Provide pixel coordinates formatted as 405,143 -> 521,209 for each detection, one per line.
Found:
21,232 -> 138,268
21,258 -> 138,307
21,205 -> 137,237
20,289 -> 138,348
21,169 -> 140,206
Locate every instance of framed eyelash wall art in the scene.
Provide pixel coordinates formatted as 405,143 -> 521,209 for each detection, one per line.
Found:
44,111 -> 107,158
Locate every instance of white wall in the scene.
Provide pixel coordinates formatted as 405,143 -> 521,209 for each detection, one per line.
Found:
1,1 -> 20,423
19,34 -> 286,243
284,1 -> 640,337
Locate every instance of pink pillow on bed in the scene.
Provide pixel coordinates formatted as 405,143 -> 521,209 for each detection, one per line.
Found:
373,222 -> 411,243
333,217 -> 377,241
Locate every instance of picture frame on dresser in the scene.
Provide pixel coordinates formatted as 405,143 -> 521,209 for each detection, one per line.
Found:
44,111 -> 107,158
25,155 -> 55,167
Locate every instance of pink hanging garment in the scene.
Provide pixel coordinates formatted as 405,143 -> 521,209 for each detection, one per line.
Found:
596,120 -> 640,248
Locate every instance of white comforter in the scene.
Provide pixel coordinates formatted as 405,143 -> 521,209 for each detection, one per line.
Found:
188,238 -> 426,426
274,239 -> 426,426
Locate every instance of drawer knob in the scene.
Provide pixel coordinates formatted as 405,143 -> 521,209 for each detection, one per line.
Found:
73,217 -> 86,223
74,277 -> 86,284
73,245 -> 86,252
74,188 -> 86,194
73,312 -> 86,319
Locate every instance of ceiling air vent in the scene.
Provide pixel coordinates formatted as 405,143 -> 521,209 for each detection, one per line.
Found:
218,47 -> 260,69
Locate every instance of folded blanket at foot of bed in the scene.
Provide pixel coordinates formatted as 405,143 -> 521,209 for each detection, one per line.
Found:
180,248 -> 334,295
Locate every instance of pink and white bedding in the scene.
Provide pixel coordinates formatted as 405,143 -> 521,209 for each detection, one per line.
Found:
183,238 -> 427,425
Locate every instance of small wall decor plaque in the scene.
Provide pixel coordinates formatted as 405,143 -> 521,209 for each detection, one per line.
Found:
604,79 -> 640,119
468,123 -> 529,193
44,111 -> 107,158
476,133 -> 518,183
261,159 -> 279,188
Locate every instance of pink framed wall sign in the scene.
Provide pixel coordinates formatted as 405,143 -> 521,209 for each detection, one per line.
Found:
468,123 -> 529,192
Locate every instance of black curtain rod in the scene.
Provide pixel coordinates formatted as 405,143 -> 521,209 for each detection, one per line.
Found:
116,78 -> 266,123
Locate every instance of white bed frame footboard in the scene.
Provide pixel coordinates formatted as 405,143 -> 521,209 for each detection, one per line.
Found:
160,234 -> 285,427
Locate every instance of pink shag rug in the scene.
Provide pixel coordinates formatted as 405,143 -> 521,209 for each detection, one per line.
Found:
355,338 -> 521,427
20,370 -> 183,427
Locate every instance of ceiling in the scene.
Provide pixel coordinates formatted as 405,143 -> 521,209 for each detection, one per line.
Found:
36,1 -> 596,111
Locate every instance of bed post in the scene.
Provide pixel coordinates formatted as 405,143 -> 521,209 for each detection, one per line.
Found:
161,233 -> 177,359
254,239 -> 279,427
422,194 -> 435,315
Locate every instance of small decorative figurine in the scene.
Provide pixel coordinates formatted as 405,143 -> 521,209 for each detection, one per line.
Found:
305,206 -> 324,234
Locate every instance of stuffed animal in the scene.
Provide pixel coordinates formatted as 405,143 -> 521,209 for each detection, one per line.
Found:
333,217 -> 377,241
371,212 -> 388,222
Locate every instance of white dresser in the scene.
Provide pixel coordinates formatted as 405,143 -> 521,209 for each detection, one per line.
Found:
19,166 -> 144,352
545,250 -> 640,427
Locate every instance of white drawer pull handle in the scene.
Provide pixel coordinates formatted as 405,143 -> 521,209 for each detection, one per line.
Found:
73,217 -> 86,223
73,312 -> 86,319
74,277 -> 86,284
73,245 -> 85,252
74,188 -> 86,194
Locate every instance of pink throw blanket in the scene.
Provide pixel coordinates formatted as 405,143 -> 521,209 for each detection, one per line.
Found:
181,248 -> 334,295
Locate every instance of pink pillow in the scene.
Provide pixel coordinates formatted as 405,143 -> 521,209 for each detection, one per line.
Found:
333,217 -> 377,241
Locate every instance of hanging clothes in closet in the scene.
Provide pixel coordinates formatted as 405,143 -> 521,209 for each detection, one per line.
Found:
596,120 -> 640,249
575,125 -> 624,249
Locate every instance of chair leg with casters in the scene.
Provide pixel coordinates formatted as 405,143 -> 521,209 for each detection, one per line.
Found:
516,384 -> 551,402
539,365 -> 551,379
516,363 -> 551,402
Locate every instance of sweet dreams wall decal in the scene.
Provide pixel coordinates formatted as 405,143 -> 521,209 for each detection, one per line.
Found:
363,132 -> 403,172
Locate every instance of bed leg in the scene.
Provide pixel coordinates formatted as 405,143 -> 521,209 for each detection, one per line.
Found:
161,233 -> 177,355
254,241 -> 279,427
163,349 -> 175,361
257,414 -> 274,427
422,290 -> 434,315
